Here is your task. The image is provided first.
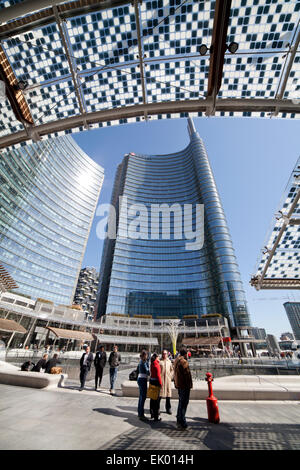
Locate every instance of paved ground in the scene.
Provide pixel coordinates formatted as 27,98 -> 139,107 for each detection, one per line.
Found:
0,369 -> 300,451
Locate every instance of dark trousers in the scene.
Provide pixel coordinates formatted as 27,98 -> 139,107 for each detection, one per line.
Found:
80,365 -> 89,389
150,398 -> 160,420
95,367 -> 104,388
176,388 -> 190,427
137,378 -> 148,417
158,396 -> 171,412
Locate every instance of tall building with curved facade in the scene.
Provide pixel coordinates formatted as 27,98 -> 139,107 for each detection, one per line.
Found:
96,119 -> 251,328
0,136 -> 104,305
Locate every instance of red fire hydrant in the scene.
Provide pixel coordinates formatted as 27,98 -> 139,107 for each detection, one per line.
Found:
205,372 -> 220,424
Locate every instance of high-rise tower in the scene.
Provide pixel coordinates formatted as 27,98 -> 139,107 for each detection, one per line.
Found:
0,136 -> 104,305
96,119 -> 250,328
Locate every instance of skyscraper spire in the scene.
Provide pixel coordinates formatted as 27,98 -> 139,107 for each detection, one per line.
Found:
187,117 -> 196,138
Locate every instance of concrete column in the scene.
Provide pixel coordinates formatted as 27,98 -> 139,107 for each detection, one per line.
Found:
6,331 -> 16,349
23,318 -> 37,348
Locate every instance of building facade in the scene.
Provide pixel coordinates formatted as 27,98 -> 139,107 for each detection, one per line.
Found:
284,302 -> 300,341
96,119 -> 251,328
0,136 -> 104,305
73,267 -> 99,320
0,292 -> 230,354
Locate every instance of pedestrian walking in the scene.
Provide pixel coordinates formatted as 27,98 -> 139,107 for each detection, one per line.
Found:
79,346 -> 93,391
137,350 -> 150,421
108,345 -> 121,395
159,350 -> 173,415
94,345 -> 107,390
149,353 -> 162,421
32,353 -> 48,372
174,347 -> 193,430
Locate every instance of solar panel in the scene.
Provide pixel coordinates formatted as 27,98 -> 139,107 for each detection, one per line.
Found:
251,156 -> 300,289
0,0 -> 299,148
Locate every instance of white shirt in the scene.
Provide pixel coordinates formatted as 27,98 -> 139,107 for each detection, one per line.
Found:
83,352 -> 89,366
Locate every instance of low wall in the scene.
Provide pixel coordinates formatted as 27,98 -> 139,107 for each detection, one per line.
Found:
122,375 -> 300,401
5,355 -> 137,381
0,361 -> 67,389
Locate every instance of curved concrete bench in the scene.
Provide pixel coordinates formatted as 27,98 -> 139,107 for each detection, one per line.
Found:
0,361 -> 67,389
122,375 -> 300,401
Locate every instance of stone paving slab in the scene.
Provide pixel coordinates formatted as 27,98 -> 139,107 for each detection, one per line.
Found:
1,376 -> 300,451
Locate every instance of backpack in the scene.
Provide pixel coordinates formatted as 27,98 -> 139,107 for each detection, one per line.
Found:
129,365 -> 139,381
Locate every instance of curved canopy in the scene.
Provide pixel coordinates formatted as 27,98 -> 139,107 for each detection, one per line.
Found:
46,326 -> 94,341
0,318 -> 27,334
0,0 -> 299,149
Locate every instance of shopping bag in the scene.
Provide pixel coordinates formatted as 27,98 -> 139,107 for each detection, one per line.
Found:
147,383 -> 160,400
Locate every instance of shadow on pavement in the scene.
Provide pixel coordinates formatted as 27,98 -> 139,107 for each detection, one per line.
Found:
95,407 -> 300,451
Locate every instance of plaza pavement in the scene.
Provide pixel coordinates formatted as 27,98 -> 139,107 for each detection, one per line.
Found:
0,368 -> 300,451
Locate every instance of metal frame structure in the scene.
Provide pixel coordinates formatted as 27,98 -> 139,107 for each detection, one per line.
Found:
0,97 -> 299,149
251,183 -> 300,290
0,0 -> 299,149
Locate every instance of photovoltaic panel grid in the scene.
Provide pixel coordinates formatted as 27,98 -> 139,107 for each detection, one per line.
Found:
0,0 -> 299,148
252,156 -> 300,289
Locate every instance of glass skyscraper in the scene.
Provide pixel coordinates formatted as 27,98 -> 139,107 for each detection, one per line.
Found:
284,302 -> 300,341
0,135 -> 104,305
96,119 -> 251,328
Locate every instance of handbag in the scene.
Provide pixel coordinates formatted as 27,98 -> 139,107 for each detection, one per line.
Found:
147,383 -> 160,400
50,367 -> 62,374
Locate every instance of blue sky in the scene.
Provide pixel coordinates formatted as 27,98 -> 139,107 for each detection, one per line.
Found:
73,116 -> 300,338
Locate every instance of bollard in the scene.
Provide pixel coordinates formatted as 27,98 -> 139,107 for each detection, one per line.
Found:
205,372 -> 220,424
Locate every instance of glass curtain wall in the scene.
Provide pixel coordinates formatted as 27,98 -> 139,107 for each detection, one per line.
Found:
0,136 -> 104,305
97,119 -> 251,327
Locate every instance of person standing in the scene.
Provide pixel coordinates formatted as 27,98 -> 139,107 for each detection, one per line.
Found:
79,346 -> 93,391
94,345 -> 107,390
174,347 -> 193,430
159,350 -> 173,415
149,353 -> 162,421
137,350 -> 150,421
108,345 -> 121,395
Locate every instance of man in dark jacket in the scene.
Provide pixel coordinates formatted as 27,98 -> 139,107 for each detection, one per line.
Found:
45,354 -> 61,374
79,346 -> 93,391
32,353 -> 48,372
174,348 -> 193,430
94,345 -> 107,390
108,345 -> 121,395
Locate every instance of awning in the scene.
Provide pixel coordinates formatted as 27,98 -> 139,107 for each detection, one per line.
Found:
182,337 -> 222,346
95,334 -> 158,346
46,326 -> 94,341
0,318 -> 27,334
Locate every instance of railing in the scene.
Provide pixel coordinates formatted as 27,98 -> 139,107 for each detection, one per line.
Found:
189,357 -> 300,374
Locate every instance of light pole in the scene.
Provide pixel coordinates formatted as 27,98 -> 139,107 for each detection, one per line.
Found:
166,320 -> 180,356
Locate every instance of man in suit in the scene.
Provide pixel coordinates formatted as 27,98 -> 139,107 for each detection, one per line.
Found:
94,345 -> 107,390
45,353 -> 61,374
79,346 -> 93,391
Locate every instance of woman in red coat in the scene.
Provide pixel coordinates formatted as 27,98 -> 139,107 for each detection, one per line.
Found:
149,353 -> 162,421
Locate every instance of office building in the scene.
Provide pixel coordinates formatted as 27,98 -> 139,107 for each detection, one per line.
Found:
73,267 -> 99,319
0,136 -> 104,305
96,119 -> 251,329
284,302 -> 300,341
